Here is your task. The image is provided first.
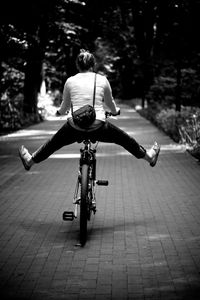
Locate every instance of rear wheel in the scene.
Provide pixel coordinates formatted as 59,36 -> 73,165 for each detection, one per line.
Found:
80,164 -> 89,246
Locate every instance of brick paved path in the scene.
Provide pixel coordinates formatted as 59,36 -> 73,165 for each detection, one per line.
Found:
0,103 -> 200,300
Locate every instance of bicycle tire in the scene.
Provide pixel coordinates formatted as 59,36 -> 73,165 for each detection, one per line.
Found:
80,164 -> 89,246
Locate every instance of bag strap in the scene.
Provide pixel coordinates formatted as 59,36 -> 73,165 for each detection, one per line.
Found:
92,73 -> 97,107
71,73 -> 97,113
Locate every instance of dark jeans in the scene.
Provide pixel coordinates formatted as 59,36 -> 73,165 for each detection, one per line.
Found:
32,120 -> 146,163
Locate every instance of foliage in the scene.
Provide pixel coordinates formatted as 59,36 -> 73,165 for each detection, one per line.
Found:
1,0 -> 200,130
160,107 -> 200,160
0,94 -> 44,134
1,63 -> 24,99
156,108 -> 181,142
146,62 -> 200,108
138,102 -> 200,159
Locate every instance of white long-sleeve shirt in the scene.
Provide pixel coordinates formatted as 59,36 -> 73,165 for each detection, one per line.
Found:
58,72 -> 118,121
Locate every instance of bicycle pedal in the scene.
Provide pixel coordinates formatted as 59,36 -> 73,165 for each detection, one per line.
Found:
63,211 -> 75,221
96,180 -> 109,186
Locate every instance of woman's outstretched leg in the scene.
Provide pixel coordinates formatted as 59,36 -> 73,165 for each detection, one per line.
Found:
91,121 -> 160,167
18,121 -> 81,171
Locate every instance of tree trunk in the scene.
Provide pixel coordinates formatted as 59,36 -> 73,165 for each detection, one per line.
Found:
23,13 -> 48,115
175,59 -> 181,112
131,1 -> 155,106
23,40 -> 43,114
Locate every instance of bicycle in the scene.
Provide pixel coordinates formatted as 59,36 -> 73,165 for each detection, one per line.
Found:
62,111 -> 119,246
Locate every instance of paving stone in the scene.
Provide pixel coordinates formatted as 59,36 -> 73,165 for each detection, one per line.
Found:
1,103 -> 200,299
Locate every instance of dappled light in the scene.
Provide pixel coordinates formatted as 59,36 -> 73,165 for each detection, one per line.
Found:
49,143 -> 185,160
1,2 -> 200,299
119,127 -> 159,136
0,129 -> 57,141
160,143 -> 185,153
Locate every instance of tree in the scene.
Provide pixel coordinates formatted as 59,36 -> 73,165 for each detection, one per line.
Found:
154,0 -> 200,110
0,0 -> 88,114
1,0 -> 200,119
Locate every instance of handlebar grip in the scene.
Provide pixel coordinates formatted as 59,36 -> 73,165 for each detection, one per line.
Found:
105,111 -> 111,118
56,110 -> 61,116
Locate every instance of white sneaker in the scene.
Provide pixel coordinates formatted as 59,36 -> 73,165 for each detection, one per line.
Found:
18,145 -> 32,171
149,142 -> 161,167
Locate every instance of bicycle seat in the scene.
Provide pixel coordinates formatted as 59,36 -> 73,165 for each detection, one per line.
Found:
68,118 -> 104,132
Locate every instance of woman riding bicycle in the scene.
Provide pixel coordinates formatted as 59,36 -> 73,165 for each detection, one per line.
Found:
19,49 -> 160,170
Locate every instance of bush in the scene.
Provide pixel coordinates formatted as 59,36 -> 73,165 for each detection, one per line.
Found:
139,103 -> 200,160
156,108 -> 180,142
139,103 -> 200,143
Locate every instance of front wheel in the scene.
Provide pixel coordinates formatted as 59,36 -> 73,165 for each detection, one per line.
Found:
80,164 -> 89,246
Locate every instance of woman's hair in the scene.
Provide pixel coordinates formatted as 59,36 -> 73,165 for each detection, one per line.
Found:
76,49 -> 95,71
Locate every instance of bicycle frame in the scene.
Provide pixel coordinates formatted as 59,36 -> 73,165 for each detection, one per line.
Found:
74,140 -> 97,217
80,140 -> 97,181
